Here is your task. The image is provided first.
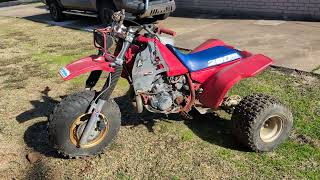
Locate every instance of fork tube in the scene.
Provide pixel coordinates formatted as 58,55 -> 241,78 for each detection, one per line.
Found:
99,40 -> 130,100
79,99 -> 106,146
100,65 -> 123,100
145,0 -> 149,12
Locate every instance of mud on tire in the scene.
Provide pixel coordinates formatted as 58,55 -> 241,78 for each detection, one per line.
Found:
48,90 -> 121,158
231,94 -> 293,152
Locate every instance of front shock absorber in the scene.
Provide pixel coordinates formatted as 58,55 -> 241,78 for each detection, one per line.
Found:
100,65 -> 123,100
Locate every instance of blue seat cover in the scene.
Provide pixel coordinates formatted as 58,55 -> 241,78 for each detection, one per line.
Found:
167,45 -> 242,72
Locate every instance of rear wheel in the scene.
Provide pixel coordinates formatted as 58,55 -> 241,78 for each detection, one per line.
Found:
49,1 -> 64,22
48,90 -> 121,158
232,94 -> 293,152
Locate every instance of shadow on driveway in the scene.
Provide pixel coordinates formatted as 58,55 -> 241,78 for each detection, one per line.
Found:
23,12 -> 102,32
21,4 -> 159,32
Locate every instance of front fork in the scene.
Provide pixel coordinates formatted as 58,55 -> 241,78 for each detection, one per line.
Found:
79,41 -> 131,146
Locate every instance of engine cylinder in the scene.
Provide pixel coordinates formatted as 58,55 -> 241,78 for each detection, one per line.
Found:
150,92 -> 173,111
158,95 -> 173,111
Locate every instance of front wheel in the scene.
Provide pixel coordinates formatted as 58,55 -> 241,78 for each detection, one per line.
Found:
232,94 -> 293,152
48,90 -> 121,158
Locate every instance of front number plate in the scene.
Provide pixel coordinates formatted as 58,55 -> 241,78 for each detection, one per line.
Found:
59,67 -> 71,78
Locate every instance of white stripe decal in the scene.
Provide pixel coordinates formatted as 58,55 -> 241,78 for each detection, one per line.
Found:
208,53 -> 241,66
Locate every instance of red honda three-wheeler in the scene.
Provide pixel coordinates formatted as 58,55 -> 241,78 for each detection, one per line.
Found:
49,10 -> 293,158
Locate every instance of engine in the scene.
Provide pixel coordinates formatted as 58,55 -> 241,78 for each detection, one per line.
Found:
131,41 -> 189,113
148,74 -> 189,112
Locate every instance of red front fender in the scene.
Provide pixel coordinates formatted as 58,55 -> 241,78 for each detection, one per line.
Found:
199,54 -> 273,109
59,55 -> 115,81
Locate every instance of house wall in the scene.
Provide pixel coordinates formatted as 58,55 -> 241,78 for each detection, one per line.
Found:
174,0 -> 320,20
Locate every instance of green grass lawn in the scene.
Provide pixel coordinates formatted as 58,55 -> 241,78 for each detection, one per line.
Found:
229,69 -> 320,179
0,16 -> 319,179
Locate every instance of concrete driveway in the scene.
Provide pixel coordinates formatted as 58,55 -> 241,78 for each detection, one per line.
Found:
1,3 -> 320,72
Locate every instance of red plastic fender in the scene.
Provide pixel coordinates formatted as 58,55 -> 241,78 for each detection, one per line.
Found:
59,55 -> 115,81
199,54 -> 273,109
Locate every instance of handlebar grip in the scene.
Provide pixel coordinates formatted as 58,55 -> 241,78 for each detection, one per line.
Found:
158,28 -> 176,36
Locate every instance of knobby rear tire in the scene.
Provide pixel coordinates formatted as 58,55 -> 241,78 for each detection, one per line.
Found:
231,94 -> 293,152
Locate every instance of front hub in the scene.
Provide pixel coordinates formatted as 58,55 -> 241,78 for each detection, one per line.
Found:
69,113 -> 109,148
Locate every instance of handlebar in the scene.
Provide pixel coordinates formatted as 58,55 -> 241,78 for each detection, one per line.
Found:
157,27 -> 176,36
95,10 -> 178,66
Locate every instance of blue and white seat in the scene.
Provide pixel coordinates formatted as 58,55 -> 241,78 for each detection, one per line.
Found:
167,45 -> 242,72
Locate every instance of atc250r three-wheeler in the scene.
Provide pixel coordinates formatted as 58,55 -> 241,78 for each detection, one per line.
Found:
49,10 -> 293,158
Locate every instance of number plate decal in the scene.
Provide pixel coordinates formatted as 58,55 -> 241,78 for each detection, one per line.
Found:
59,67 -> 71,78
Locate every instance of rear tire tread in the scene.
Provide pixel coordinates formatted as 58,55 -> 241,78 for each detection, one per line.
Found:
232,94 -> 293,152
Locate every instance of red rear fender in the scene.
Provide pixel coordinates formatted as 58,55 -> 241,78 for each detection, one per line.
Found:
199,54 -> 273,109
59,55 -> 115,81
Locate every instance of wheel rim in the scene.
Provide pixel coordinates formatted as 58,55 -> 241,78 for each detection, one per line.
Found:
69,113 -> 109,148
260,115 -> 284,143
